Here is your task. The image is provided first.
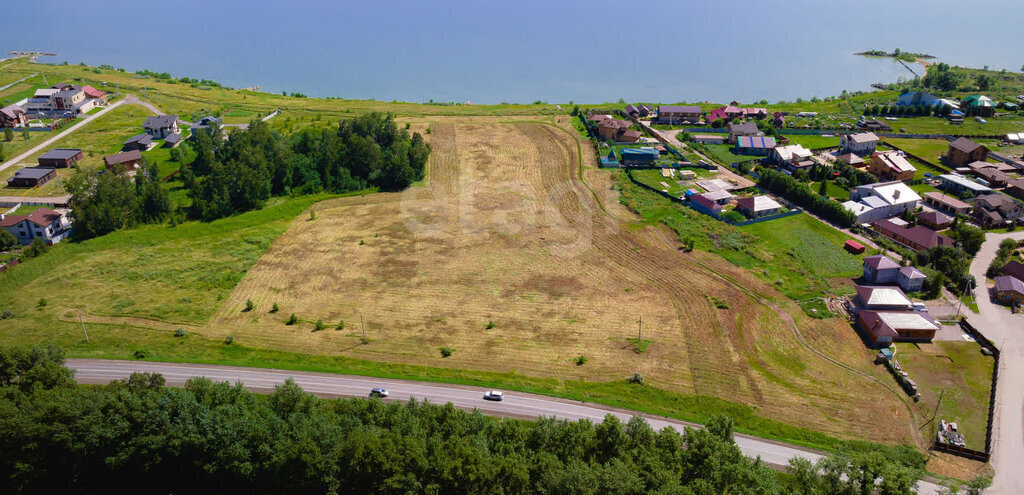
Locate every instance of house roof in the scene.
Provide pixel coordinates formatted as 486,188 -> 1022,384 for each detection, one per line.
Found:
861,310 -> 940,333
874,219 -> 955,249
964,95 -> 995,107
865,254 -> 901,270
690,194 -> 721,211
736,136 -> 776,149
702,190 -> 734,202
773,145 -> 812,161
38,148 -> 82,161
968,160 -> 1015,173
1002,261 -> 1024,281
923,191 -> 971,209
837,153 -> 865,165
33,88 -> 57,98
104,150 -> 143,166
658,105 -> 700,114
899,266 -> 927,280
728,121 -> 760,135
81,85 -> 106,98
1003,178 -> 1024,191
949,137 -> 984,154
164,133 -> 182,144
857,181 -> 921,206
692,134 -> 724,141
624,104 -> 638,114
10,166 -> 56,180
55,89 -> 82,99
975,167 -> 1009,183
737,195 -> 782,212
994,275 -> 1024,295
939,174 -> 992,193
707,108 -> 729,122
0,207 -> 62,228
916,210 -> 952,226
144,115 -> 178,129
873,150 -> 916,174
744,107 -> 767,115
124,133 -> 153,146
847,132 -> 879,144
975,194 -> 1019,212
856,286 -> 913,308
843,200 -> 872,216
0,104 -> 26,119
723,105 -> 742,114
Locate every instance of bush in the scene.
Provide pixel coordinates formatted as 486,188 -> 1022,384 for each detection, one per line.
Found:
37,298 -> 47,308
270,302 -> 279,313
574,355 -> 588,366
224,336 -> 234,345
174,328 -> 186,338
286,314 -> 298,325
439,346 -> 454,358
244,299 -> 255,312
314,319 -> 325,331
485,320 -> 495,330
132,349 -> 150,359
0,309 -> 12,320
627,372 -> 646,385
335,319 -> 345,330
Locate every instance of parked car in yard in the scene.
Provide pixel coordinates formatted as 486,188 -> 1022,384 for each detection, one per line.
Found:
483,391 -> 504,401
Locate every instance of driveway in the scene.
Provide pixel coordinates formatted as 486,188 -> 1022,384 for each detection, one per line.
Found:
966,231 -> 1024,494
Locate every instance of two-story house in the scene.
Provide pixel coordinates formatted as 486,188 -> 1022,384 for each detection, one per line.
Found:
839,132 -> 879,156
0,208 -> 72,245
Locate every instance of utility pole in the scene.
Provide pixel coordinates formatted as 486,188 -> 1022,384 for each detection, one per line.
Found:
360,313 -> 366,342
955,242 -> 969,320
79,313 -> 89,342
637,316 -> 642,343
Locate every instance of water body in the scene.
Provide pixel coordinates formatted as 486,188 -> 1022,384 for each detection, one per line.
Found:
4,0 -> 1023,104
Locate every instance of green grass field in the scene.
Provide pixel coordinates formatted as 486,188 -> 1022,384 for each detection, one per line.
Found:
884,138 -> 950,165
894,341 -> 994,451
701,144 -> 756,165
808,181 -> 851,201
781,134 -> 841,150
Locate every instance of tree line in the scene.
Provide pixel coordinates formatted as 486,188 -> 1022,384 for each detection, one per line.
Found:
0,345 -> 985,495
67,112 -> 430,239
756,168 -> 856,227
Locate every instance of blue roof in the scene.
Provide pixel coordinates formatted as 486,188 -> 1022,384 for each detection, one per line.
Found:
621,147 -> 659,158
736,136 -> 776,149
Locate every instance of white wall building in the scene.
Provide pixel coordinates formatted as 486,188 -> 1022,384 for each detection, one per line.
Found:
843,181 -> 921,224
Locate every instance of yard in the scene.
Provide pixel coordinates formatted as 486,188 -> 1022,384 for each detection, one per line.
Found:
700,143 -> 758,166
808,180 -> 851,201
884,138 -> 950,166
893,341 -> 994,451
780,133 -> 841,150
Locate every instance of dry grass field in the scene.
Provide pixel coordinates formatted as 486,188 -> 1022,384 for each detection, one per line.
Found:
195,118 -> 913,444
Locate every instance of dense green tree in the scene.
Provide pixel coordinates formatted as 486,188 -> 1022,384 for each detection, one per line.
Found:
4,126 -> 12,141
0,229 -> 16,251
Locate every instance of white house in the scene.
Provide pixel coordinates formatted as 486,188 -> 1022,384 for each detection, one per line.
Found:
839,132 -> 879,156
0,208 -> 73,245
897,91 -> 960,109
843,181 -> 921,224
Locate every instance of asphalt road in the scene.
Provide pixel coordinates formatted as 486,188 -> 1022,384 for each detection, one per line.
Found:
967,231 -> 1024,495
66,359 -> 944,494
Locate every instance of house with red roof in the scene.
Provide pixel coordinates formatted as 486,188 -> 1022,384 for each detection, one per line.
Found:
0,207 -> 72,245
872,219 -> 954,251
81,85 -> 108,105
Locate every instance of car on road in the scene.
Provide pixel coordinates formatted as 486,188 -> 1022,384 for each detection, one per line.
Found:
483,390 -> 504,401
369,388 -> 389,398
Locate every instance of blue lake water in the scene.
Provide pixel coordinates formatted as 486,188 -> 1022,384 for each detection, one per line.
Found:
4,0 -> 1023,104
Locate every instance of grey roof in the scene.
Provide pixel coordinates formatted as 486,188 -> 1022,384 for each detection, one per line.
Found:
11,166 -> 56,180
164,133 -> 182,144
143,115 -> 178,129
728,121 -> 760,135
124,133 -> 153,146
38,148 -> 82,160
864,254 -> 900,270
899,266 -> 927,279
995,275 -> 1024,295
104,150 -> 143,165
658,105 -> 701,114
949,137 -> 984,153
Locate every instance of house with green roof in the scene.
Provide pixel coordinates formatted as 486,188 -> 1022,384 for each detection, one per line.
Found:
963,95 -> 995,117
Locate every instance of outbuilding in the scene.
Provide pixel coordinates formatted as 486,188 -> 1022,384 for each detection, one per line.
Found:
994,276 -> 1024,306
37,148 -> 83,168
6,166 -> 57,188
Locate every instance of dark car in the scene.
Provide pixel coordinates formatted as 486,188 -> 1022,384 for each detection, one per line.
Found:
369,388 -> 389,398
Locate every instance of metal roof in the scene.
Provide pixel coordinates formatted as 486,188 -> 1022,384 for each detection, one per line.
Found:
38,148 -> 82,160
857,286 -> 912,308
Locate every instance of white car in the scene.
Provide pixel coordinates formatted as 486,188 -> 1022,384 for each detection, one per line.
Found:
369,388 -> 389,398
483,391 -> 504,401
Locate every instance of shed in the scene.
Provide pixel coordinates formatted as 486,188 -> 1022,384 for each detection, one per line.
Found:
844,240 -> 865,254
7,166 -> 57,188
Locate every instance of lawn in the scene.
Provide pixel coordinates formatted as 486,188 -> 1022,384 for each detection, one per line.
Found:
700,144 -> 756,166
894,341 -> 994,451
884,138 -> 950,165
808,181 -> 851,201
631,169 -> 690,196
781,133 -> 841,150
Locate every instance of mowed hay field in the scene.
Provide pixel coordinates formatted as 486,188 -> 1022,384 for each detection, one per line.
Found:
208,119 -> 912,444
